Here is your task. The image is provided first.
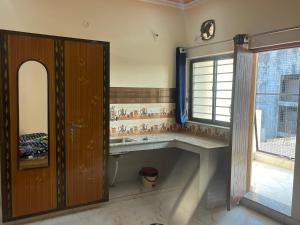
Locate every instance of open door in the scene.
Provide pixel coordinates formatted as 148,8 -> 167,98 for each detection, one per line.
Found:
228,35 -> 257,209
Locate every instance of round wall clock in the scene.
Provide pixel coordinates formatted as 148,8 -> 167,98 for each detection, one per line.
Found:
201,20 -> 216,41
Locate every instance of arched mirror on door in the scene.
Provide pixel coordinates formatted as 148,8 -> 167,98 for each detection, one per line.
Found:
0,31 -> 109,221
18,60 -> 49,170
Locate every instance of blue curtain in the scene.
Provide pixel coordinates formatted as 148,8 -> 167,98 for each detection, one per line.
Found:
175,47 -> 187,125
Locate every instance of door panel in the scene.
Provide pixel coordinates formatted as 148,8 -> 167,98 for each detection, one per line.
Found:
8,34 -> 57,217
65,41 -> 104,207
229,44 -> 256,208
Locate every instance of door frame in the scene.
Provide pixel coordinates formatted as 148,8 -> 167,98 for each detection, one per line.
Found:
248,42 -> 300,218
228,33 -> 300,211
228,35 -> 257,208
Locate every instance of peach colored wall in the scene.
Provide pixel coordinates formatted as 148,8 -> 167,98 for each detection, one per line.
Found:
184,0 -> 300,58
0,0 -> 186,88
1,0 -> 300,91
183,0 -> 300,219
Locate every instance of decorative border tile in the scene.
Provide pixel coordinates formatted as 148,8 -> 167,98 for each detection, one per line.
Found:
110,103 -> 175,121
110,118 -> 179,137
183,122 -> 230,141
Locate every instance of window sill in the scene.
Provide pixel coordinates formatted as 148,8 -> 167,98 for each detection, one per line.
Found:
186,120 -> 231,130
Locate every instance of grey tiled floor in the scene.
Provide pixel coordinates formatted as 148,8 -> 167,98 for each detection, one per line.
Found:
25,186 -> 282,225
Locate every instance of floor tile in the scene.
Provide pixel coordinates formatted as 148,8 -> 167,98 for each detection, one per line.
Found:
23,186 -> 283,225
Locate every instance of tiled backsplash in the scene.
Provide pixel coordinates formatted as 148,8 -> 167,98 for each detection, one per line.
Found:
110,87 -> 230,141
184,122 -> 230,142
110,103 -> 175,121
110,103 -> 179,136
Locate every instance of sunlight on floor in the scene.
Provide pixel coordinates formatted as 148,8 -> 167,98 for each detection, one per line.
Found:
251,160 -> 294,206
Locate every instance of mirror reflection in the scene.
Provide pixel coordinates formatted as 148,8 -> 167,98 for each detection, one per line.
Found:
18,61 -> 49,170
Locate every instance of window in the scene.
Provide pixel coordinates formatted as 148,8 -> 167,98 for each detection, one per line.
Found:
189,55 -> 234,126
280,74 -> 300,102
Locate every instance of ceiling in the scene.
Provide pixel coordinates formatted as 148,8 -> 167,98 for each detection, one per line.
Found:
167,0 -> 197,4
141,0 -> 205,9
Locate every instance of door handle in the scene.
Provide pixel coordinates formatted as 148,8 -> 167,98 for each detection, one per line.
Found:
70,122 -> 86,129
70,122 -> 86,146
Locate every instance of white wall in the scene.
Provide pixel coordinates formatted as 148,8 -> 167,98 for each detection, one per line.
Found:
0,0 -> 186,88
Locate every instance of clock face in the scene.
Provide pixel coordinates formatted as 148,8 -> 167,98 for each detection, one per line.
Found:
201,20 -> 216,41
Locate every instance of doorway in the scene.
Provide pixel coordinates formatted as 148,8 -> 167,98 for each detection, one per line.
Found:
248,47 -> 300,214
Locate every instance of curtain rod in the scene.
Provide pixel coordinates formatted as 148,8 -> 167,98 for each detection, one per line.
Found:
184,38 -> 233,50
249,24 -> 300,38
185,24 -> 300,51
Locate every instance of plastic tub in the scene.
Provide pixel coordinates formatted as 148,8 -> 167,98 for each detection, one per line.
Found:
139,167 -> 159,189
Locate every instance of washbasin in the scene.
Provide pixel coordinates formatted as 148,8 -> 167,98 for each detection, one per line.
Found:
110,137 -> 136,144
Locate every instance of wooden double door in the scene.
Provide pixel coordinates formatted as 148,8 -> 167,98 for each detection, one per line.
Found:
0,30 -> 109,221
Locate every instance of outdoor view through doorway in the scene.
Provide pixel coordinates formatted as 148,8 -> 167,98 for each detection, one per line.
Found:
250,47 -> 300,214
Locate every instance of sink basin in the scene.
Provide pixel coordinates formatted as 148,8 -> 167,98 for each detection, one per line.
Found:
110,137 -> 136,144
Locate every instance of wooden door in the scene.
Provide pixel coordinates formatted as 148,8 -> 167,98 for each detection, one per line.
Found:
8,34 -> 57,217
65,40 -> 105,207
228,36 -> 256,209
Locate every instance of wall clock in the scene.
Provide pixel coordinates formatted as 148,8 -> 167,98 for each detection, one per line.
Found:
201,20 -> 216,41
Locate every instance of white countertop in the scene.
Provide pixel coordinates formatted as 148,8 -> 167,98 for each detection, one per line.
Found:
109,133 -> 229,155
